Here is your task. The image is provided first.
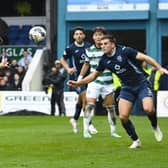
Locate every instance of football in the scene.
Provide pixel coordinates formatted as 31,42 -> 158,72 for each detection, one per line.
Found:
29,26 -> 46,44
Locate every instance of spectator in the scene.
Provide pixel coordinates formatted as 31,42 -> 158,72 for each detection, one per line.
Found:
0,51 -> 10,69
10,59 -> 19,75
16,66 -> 26,83
24,59 -> 30,71
0,78 -> 9,90
18,50 -> 33,67
44,61 -> 67,116
4,69 -> 13,85
11,73 -> 22,90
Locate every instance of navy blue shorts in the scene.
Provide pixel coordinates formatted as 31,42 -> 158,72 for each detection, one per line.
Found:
119,80 -> 153,103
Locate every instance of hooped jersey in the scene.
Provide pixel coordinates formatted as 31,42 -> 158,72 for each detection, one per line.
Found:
96,45 -> 147,86
85,44 -> 113,85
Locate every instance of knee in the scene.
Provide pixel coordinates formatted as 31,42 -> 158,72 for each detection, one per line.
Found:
143,105 -> 153,113
119,113 -> 129,123
84,103 -> 95,118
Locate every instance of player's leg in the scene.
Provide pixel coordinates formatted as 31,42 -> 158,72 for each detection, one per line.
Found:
142,97 -> 163,142
139,81 -> 163,142
83,82 -> 99,138
80,89 -> 97,135
114,87 -> 121,116
104,93 -> 121,138
83,99 -> 96,138
57,92 -> 66,116
119,98 -> 141,149
119,99 -> 141,148
70,86 -> 87,133
50,90 -> 56,116
69,93 -> 82,133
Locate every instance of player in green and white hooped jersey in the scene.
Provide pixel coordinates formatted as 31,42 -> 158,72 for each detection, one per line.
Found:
79,27 -> 121,138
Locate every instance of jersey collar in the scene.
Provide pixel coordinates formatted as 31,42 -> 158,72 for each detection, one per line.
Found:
107,47 -> 116,57
74,41 -> 84,47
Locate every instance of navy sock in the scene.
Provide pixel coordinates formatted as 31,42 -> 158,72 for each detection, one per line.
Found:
147,112 -> 157,129
73,103 -> 82,121
121,120 -> 138,141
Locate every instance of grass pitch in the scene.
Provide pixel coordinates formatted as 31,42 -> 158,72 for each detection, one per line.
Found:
0,116 -> 167,168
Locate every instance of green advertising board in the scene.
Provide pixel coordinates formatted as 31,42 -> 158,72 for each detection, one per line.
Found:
0,46 -> 38,61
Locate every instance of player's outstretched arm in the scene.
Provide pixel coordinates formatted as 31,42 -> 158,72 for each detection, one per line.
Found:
136,52 -> 168,75
67,70 -> 100,88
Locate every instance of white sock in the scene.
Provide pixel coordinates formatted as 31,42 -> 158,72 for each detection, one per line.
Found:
83,117 -> 90,132
110,124 -> 116,133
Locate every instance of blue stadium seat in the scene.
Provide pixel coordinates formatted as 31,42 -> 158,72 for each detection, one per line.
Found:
22,25 -> 32,32
9,25 -> 20,31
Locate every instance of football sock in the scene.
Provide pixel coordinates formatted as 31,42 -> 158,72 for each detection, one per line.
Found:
83,103 -> 95,131
74,103 -> 82,121
121,119 -> 138,141
106,105 -> 116,125
83,117 -> 90,132
147,112 -> 157,129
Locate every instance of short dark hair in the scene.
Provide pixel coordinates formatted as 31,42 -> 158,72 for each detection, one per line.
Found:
92,26 -> 107,35
101,34 -> 116,44
72,26 -> 86,35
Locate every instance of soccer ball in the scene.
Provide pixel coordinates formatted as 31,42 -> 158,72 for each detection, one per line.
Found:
29,26 -> 46,44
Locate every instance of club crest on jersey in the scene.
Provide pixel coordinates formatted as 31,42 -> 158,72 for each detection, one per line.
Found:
117,55 -> 122,62
81,53 -> 86,59
114,64 -> 120,70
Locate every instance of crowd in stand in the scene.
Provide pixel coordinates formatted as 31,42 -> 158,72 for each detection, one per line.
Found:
0,50 -> 32,91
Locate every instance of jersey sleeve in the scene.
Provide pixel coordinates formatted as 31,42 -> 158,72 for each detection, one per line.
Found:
96,57 -> 105,72
62,46 -> 71,59
123,47 -> 138,61
84,49 -> 90,63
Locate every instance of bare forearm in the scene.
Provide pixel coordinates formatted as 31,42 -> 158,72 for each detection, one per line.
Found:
79,63 -> 90,77
68,71 -> 100,88
78,71 -> 98,85
145,56 -> 162,70
60,57 -> 69,71
60,57 -> 75,75
136,52 -> 168,75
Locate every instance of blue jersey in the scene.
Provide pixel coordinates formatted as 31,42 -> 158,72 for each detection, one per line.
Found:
63,42 -> 91,79
96,45 -> 148,86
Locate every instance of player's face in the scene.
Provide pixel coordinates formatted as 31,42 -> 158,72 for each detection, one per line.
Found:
73,30 -> 85,44
101,39 -> 115,55
93,31 -> 104,47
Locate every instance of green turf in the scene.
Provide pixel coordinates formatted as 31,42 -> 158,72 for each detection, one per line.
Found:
0,116 -> 167,168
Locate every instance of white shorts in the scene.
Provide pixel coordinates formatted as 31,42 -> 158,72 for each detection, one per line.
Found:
86,81 -> 115,99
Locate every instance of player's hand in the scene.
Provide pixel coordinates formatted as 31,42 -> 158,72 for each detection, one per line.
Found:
67,80 -> 79,88
67,67 -> 76,75
159,67 -> 168,75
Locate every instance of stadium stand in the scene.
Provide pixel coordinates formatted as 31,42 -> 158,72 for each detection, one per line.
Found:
7,24 -> 46,45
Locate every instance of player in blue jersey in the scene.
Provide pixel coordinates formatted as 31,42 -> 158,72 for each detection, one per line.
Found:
60,27 -> 98,134
67,34 -> 168,148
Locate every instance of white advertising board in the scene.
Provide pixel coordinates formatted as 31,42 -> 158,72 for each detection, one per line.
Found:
0,91 -> 78,116
157,91 -> 168,117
